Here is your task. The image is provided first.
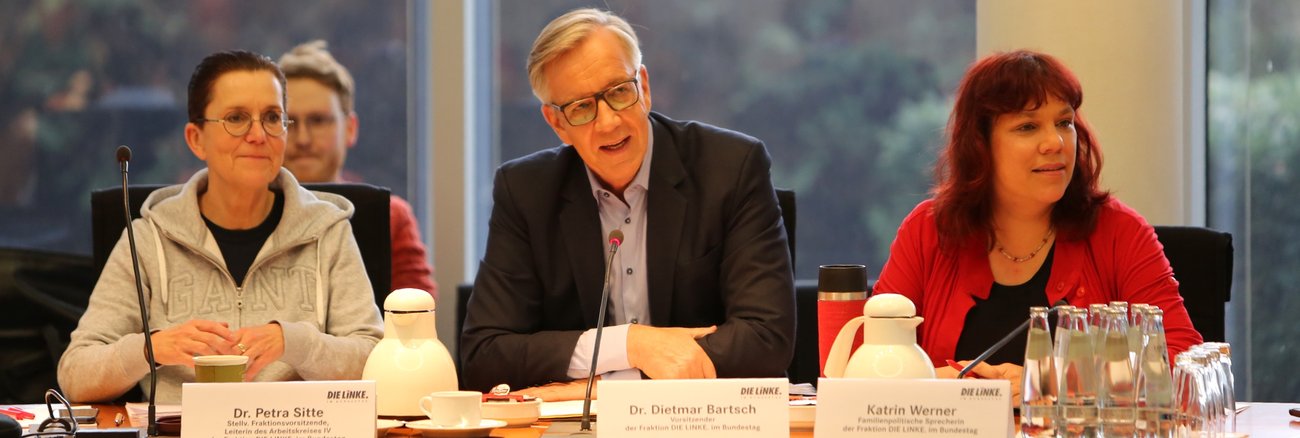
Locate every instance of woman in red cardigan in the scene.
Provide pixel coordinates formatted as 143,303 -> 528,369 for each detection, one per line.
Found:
873,50 -> 1202,399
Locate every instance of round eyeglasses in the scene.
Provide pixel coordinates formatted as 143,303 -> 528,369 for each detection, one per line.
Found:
550,78 -> 641,126
197,111 -> 293,137
286,113 -> 339,140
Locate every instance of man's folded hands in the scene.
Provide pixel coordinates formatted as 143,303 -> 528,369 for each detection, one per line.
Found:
627,324 -> 717,379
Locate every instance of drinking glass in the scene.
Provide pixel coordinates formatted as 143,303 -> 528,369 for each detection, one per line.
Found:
1174,350 -> 1223,437
1192,347 -> 1229,436
1200,342 -> 1236,432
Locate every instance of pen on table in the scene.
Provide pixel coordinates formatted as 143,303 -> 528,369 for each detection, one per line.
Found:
946,359 -> 984,378
114,412 -> 125,426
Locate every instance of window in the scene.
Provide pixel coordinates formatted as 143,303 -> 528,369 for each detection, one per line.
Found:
0,0 -> 412,256
1208,0 -> 1300,401
478,0 -> 976,278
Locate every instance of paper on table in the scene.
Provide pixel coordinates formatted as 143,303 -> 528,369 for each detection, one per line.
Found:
539,400 -> 598,419
125,402 -> 182,427
789,382 -> 816,397
7,403 -> 97,431
6,404 -> 50,431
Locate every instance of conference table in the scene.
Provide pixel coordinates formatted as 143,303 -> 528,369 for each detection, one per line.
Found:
90,402 -> 1299,437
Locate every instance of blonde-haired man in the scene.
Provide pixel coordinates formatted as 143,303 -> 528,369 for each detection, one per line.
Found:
279,40 -> 437,298
461,8 -> 794,399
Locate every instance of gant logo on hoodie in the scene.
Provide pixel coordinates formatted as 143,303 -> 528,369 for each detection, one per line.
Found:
166,267 -> 318,320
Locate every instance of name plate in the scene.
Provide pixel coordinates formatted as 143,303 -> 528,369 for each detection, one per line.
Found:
599,378 -> 788,437
814,378 -> 1011,438
182,380 -> 375,437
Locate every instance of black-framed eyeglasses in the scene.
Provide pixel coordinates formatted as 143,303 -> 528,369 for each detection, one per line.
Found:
550,77 -> 641,126
197,110 -> 293,137
286,113 -> 340,140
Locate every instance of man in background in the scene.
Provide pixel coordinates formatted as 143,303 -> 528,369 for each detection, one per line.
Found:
279,41 -> 437,298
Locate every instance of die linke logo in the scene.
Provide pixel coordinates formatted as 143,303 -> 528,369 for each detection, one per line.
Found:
325,389 -> 370,403
739,385 -> 783,399
959,386 -> 1002,401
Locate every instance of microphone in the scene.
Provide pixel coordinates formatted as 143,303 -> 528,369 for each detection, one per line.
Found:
957,299 -> 1069,378
578,230 -> 623,433
118,145 -> 159,437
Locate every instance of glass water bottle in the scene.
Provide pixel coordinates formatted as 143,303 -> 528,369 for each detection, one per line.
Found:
1088,303 -> 1108,352
1128,304 -> 1150,368
1056,307 -> 1098,437
1020,306 -> 1058,437
1134,308 -> 1175,437
1097,307 -> 1137,437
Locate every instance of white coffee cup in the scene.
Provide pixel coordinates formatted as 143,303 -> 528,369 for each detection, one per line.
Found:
418,390 -> 482,428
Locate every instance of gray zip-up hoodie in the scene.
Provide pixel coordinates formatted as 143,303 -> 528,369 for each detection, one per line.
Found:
57,168 -> 383,404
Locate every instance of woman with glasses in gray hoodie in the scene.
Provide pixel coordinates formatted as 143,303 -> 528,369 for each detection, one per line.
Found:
57,50 -> 383,404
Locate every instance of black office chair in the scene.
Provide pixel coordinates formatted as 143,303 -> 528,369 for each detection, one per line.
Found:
1153,225 -> 1233,342
0,247 -> 96,403
90,182 -> 393,306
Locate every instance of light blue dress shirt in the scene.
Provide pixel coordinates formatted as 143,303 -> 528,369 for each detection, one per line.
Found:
566,131 -> 654,380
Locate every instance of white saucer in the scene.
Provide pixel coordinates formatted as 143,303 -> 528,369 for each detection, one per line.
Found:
404,419 -> 507,437
482,398 -> 542,427
376,419 -> 404,437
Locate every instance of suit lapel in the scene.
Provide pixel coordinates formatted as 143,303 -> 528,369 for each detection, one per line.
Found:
646,115 -> 687,324
558,151 -> 606,327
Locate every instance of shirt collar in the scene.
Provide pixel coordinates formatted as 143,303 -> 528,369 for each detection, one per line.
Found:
585,126 -> 654,200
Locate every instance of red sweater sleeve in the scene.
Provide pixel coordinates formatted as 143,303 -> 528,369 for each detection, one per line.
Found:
388,195 -> 438,298
874,201 -> 934,305
1097,200 -> 1203,360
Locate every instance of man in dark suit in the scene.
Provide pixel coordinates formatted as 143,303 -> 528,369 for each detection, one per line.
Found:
460,8 -> 795,399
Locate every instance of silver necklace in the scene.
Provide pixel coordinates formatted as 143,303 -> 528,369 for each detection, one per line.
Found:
996,228 -> 1054,263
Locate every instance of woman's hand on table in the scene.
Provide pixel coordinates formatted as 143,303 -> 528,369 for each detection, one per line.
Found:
937,360 -> 1024,406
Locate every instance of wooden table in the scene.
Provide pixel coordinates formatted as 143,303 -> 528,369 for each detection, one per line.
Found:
94,403 -> 1298,437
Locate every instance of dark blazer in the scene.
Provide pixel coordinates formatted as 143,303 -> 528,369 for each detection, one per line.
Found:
461,112 -> 795,391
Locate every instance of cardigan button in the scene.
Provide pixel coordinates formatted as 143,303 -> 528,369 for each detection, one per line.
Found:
1056,283 -> 1064,291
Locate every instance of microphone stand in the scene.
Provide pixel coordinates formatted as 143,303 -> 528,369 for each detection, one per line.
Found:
118,145 -> 159,437
579,232 -> 622,433
957,300 -> 1068,378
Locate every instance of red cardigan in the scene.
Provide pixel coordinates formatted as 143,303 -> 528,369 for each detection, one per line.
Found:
874,198 -> 1202,366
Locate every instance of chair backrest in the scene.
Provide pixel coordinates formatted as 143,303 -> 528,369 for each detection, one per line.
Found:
1152,225 -> 1233,342
788,279 -> 819,385
90,183 -> 392,304
0,247 -> 95,402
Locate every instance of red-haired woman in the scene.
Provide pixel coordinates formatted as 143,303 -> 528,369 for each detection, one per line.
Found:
873,50 -> 1202,396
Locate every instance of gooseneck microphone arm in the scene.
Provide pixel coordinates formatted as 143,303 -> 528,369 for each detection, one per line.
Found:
957,299 -> 1069,378
119,145 -> 159,437
579,229 -> 623,433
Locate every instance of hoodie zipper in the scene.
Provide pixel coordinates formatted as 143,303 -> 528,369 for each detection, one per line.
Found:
158,228 -> 318,324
